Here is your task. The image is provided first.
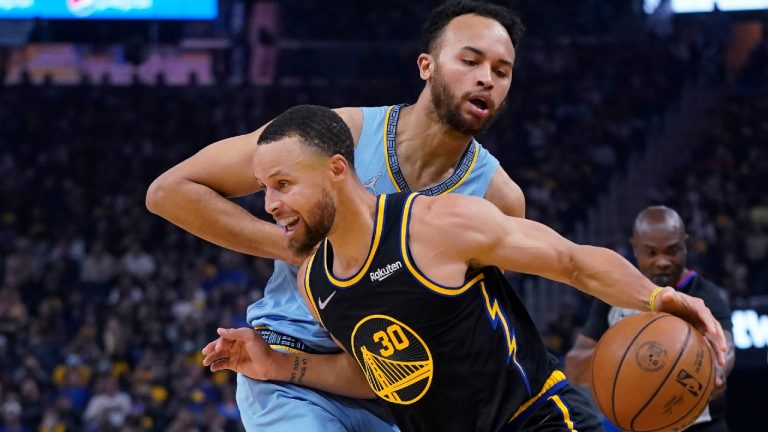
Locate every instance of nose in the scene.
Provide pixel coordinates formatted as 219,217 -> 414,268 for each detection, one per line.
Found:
264,188 -> 281,215
476,64 -> 494,89
654,255 -> 672,270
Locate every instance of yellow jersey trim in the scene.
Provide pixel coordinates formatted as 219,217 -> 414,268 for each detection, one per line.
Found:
441,141 -> 480,195
324,194 -> 386,287
510,370 -> 567,421
268,345 -> 304,354
382,106 -> 401,192
400,193 -> 483,295
304,253 -> 326,329
549,394 -> 576,431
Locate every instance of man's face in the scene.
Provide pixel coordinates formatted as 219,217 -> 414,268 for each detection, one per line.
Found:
426,14 -> 515,135
631,226 -> 687,287
253,138 -> 336,256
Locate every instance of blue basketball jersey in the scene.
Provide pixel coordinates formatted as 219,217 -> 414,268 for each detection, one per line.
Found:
246,104 -> 500,349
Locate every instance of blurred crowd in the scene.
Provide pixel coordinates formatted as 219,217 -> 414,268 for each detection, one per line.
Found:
0,10 -> 763,432
649,40 -> 768,303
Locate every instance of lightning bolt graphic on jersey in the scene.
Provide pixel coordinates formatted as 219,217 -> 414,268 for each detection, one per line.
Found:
480,282 -> 532,395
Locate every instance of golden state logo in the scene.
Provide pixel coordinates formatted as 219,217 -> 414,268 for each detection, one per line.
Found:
351,315 -> 433,405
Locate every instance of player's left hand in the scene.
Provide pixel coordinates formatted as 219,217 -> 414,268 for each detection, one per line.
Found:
654,287 -> 727,367
201,327 -> 277,380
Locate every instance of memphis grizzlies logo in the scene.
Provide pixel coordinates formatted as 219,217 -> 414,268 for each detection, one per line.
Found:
363,172 -> 383,195
351,314 -> 433,405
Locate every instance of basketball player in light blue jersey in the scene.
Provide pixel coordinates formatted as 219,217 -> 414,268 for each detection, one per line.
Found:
148,2 -> 550,431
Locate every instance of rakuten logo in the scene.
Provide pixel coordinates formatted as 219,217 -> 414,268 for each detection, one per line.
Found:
370,261 -> 403,282
732,309 -> 768,350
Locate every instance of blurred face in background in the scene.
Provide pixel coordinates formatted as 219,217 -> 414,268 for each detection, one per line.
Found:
421,14 -> 515,135
631,223 -> 687,287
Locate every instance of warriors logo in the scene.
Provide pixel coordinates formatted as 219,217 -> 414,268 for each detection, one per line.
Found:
351,315 -> 433,404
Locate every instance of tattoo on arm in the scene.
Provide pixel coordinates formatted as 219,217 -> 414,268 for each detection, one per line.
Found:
298,358 -> 308,384
289,356 -> 300,384
288,356 -> 309,385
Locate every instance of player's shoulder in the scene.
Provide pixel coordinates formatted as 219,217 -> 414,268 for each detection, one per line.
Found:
483,166 -> 525,218
411,193 -> 493,228
332,107 -> 364,144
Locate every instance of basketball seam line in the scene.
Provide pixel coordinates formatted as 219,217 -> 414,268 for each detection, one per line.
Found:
607,314 -> 669,428
629,323 -> 691,431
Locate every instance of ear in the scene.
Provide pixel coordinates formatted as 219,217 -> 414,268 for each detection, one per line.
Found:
417,53 -> 434,81
629,237 -> 639,257
328,154 -> 351,181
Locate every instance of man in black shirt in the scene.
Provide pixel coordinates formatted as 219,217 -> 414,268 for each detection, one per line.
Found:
566,206 -> 735,432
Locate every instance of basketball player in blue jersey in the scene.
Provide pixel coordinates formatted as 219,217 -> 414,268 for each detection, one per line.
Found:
200,105 -> 728,432
147,2 -> 537,430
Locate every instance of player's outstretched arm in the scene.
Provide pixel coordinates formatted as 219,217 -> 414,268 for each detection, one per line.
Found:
146,128 -> 303,263
202,257 -> 380,399
146,108 -> 363,264
201,327 -> 375,399
419,195 -> 728,364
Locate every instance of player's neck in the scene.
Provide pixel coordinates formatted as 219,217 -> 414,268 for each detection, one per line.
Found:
326,184 -> 378,279
396,98 -> 474,189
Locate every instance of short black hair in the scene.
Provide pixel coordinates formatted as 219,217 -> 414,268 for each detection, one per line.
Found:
258,105 -> 355,166
421,0 -> 525,53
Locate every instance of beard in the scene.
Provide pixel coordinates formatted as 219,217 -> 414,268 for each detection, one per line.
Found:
650,273 -> 673,287
289,189 -> 336,257
429,66 -> 506,136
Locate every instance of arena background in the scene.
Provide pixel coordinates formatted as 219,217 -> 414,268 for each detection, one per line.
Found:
0,0 -> 766,430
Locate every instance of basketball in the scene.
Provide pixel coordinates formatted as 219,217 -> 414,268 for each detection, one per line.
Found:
591,312 -> 715,432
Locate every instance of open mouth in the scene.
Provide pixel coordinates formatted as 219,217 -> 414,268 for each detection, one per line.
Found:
277,216 -> 300,233
469,98 -> 489,111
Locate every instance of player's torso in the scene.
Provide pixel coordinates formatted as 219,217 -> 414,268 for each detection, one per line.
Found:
248,105 -> 499,346
304,193 -> 557,432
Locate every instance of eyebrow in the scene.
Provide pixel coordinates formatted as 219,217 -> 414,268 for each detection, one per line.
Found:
268,169 -> 288,179
642,242 -> 682,249
461,46 -> 513,67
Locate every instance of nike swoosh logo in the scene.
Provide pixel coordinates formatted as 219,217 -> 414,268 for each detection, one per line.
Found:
318,291 -> 337,310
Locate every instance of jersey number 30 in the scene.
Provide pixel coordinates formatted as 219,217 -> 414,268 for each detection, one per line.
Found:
373,324 -> 410,357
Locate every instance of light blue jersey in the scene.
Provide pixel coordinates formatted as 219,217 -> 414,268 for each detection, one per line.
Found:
239,104 -> 500,431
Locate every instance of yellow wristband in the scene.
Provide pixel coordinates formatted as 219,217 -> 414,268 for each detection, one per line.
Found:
649,287 -> 663,312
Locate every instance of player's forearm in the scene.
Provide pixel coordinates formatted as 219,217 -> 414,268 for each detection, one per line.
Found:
146,178 -> 301,264
564,348 -> 592,386
269,351 -> 376,399
569,245 -> 659,311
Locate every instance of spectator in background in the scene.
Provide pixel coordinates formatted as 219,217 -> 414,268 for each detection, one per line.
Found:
566,206 -> 735,432
83,376 -> 132,430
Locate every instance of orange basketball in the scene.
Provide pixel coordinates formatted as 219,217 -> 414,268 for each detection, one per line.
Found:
590,312 -> 715,432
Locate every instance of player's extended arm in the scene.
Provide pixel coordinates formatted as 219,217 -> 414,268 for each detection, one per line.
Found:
201,327 -> 375,399
564,334 -> 598,386
146,108 -> 363,264
146,129 -> 303,263
420,195 -> 728,364
199,258 -> 375,399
